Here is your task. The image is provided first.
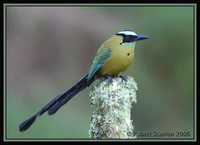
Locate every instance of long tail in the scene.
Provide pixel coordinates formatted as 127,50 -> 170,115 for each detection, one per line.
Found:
19,74 -> 90,132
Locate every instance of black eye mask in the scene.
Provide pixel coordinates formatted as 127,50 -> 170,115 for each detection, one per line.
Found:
116,33 -> 137,45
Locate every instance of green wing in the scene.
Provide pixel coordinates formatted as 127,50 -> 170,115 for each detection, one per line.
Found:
87,48 -> 112,81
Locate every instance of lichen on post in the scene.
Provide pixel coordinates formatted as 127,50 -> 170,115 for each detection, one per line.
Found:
89,76 -> 138,139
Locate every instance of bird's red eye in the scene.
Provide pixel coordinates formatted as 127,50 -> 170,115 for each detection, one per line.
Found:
126,36 -> 130,40
124,35 -> 134,42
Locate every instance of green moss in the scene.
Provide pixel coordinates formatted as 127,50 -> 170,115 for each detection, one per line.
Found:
89,76 -> 137,139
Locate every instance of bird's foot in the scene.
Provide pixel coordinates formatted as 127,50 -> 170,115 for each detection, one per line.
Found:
107,76 -> 113,83
119,76 -> 127,82
104,75 -> 113,83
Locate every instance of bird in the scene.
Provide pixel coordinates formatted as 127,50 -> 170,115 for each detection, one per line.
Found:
19,30 -> 149,132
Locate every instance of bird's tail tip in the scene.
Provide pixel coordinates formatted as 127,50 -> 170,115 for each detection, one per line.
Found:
19,115 -> 37,132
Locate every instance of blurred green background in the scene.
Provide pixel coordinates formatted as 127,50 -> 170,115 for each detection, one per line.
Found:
6,5 -> 194,139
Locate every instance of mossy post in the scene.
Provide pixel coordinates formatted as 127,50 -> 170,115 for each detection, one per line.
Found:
89,76 -> 138,139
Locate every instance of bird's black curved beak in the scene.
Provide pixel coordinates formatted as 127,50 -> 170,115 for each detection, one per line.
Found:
136,35 -> 149,41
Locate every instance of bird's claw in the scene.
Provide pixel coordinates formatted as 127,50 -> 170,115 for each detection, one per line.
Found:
104,75 -> 113,83
107,76 -> 113,83
119,76 -> 127,82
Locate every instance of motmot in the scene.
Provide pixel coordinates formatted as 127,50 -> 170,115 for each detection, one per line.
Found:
19,30 -> 149,132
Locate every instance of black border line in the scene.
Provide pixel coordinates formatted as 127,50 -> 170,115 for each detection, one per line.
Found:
3,3 -> 197,142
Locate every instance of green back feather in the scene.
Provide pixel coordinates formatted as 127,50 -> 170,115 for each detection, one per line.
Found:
87,48 -> 112,81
